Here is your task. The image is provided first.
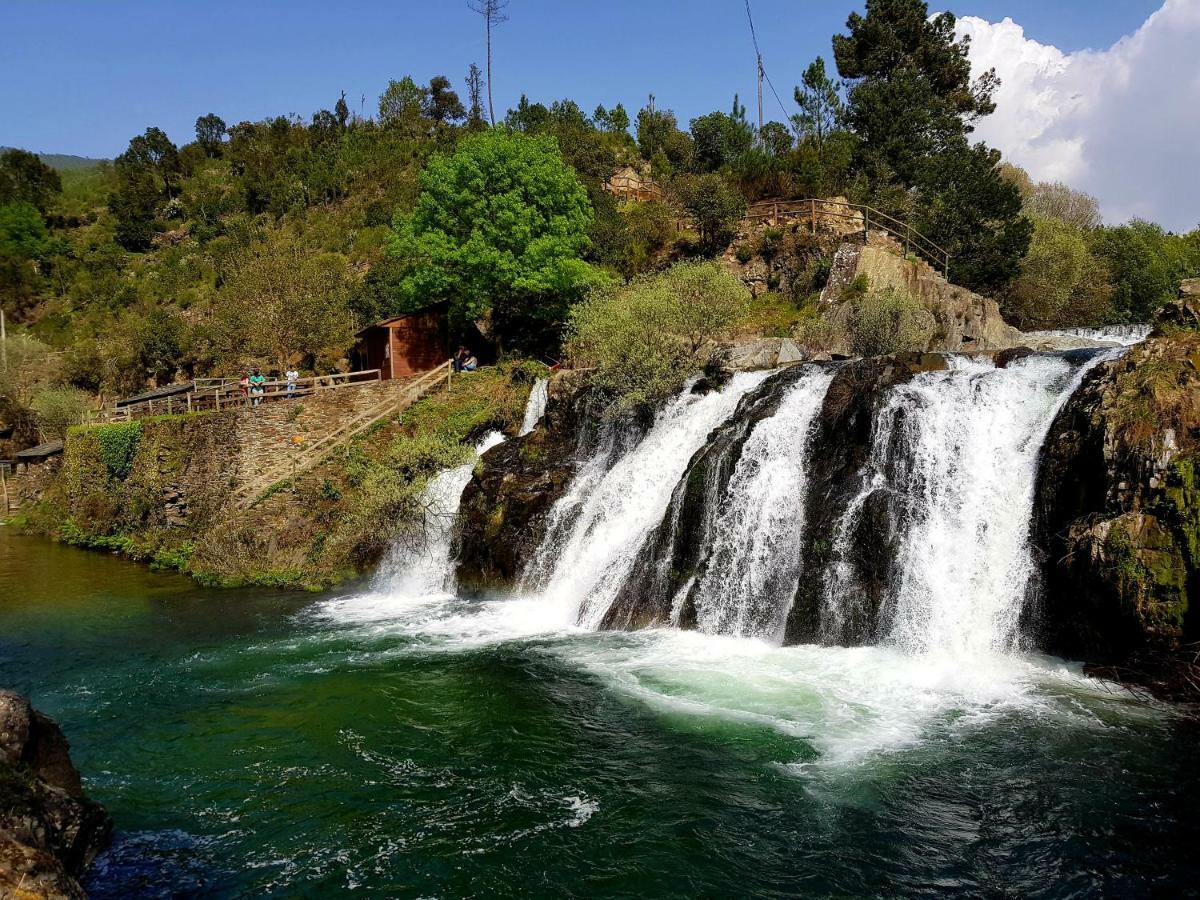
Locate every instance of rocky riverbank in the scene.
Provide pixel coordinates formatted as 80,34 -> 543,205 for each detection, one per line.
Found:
0,691 -> 111,899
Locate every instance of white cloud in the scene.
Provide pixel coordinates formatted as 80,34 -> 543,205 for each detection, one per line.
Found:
957,0 -> 1200,231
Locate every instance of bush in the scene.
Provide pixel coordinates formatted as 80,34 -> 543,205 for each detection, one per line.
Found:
29,386 -> 90,439
847,286 -> 935,357
566,260 -> 751,413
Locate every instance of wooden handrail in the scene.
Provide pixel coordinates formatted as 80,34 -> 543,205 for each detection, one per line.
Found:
744,198 -> 951,279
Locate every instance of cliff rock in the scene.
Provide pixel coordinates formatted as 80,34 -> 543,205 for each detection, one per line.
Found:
1034,330 -> 1200,695
0,691 -> 112,899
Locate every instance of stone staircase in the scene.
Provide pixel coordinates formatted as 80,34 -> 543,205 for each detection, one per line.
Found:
233,364 -> 450,507
865,230 -> 946,283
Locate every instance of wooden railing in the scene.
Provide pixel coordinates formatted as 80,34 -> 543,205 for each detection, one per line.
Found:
745,198 -> 951,279
105,369 -> 383,421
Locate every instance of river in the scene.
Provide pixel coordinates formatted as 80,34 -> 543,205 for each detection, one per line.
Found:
2,528 -> 1198,898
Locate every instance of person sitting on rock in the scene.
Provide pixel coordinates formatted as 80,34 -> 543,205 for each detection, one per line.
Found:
452,345 -> 469,373
462,352 -> 478,372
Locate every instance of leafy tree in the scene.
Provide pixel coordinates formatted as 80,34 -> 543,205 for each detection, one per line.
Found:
390,129 -> 603,350
1091,221 -> 1200,323
690,96 -> 754,173
912,140 -> 1032,291
0,202 -> 50,258
30,386 -> 90,440
0,149 -> 62,212
834,0 -> 996,184
636,99 -> 693,175
594,103 -> 630,135
335,91 -> 350,128
425,75 -> 466,125
1005,217 -> 1113,329
566,261 -> 751,413
792,57 -> 844,162
215,227 -> 355,372
195,113 -> 227,157
378,77 -> 428,133
759,121 -> 793,158
672,173 -> 746,254
110,127 -> 182,250
1026,182 -> 1102,230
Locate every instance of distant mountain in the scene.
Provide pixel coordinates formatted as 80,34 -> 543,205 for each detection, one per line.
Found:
0,147 -> 109,171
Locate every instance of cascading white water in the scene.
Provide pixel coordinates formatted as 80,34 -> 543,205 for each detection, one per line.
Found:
530,371 -> 772,629
1026,324 -> 1151,347
377,431 -> 505,598
519,377 -> 549,436
689,368 -> 834,641
824,352 -> 1113,657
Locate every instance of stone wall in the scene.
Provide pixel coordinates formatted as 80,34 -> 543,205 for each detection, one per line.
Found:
230,380 -> 411,490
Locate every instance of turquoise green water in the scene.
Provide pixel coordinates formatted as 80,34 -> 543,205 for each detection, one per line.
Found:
2,529 -> 1198,898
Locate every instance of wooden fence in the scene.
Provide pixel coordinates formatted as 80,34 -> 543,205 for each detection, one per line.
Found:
744,198 -> 951,279
104,369 -> 383,421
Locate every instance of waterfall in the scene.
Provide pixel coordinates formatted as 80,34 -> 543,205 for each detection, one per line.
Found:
1025,324 -> 1151,347
821,352 -> 1113,657
528,371 -> 772,629
519,377 -> 550,436
379,431 -> 504,598
687,368 -> 834,640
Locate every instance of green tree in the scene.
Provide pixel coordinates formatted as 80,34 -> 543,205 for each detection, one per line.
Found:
833,0 -> 1027,291
194,113 -> 227,157
1091,221 -> 1200,322
390,130 -> 604,350
0,149 -> 62,212
566,261 -> 751,413
425,75 -> 466,125
110,127 -> 181,250
636,99 -> 693,175
215,228 -> 356,372
689,96 -> 754,173
378,77 -> 428,134
792,57 -> 844,162
465,64 -> 487,129
1005,217 -> 1113,329
672,173 -> 746,254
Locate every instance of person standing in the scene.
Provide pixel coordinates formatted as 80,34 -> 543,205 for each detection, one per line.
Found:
249,367 -> 266,406
286,368 -> 299,396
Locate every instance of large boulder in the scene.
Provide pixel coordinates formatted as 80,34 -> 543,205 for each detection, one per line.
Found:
1033,333 -> 1200,695
0,691 -> 112,899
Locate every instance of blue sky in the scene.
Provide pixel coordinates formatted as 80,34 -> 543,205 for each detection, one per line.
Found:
0,0 -> 1164,159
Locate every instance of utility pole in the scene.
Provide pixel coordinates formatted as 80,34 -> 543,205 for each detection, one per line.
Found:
757,54 -> 765,135
468,0 -> 509,126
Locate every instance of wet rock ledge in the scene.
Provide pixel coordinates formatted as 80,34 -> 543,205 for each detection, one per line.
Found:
0,691 -> 111,899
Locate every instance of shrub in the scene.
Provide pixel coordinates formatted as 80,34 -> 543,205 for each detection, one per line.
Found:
847,286 -> 935,357
29,386 -> 90,439
566,260 -> 751,413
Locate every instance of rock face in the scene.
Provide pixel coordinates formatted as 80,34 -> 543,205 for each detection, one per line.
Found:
821,244 -> 1023,354
0,691 -> 112,899
455,376 -> 593,595
1034,331 -> 1200,693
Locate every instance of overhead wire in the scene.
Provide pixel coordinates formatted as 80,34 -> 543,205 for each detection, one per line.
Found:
743,0 -> 798,129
